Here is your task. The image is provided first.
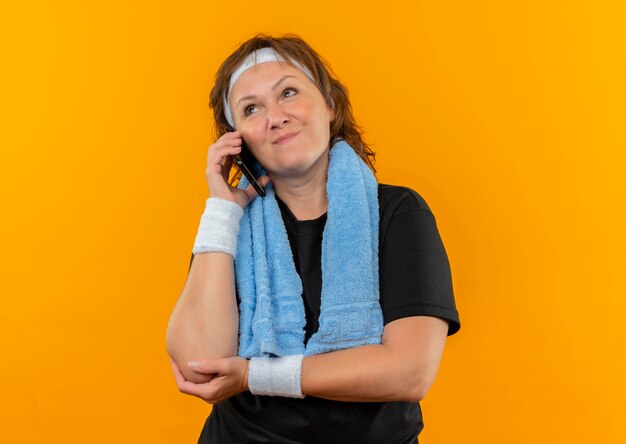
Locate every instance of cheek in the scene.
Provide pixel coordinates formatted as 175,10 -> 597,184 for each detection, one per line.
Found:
240,122 -> 266,145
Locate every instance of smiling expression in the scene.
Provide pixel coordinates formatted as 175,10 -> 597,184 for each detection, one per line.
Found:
229,61 -> 335,179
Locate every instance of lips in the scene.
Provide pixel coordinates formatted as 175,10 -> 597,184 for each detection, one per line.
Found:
273,131 -> 300,144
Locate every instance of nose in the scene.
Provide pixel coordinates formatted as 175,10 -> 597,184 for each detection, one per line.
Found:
267,102 -> 289,129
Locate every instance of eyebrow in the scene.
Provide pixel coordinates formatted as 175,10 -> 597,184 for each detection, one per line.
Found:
236,75 -> 297,107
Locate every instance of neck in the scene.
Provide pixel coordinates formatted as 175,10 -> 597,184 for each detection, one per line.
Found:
270,159 -> 329,221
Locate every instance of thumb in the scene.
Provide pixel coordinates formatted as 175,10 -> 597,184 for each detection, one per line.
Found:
187,359 -> 222,374
243,175 -> 271,201
258,175 -> 271,188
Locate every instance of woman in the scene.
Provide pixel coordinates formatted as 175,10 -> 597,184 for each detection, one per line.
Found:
166,33 -> 461,443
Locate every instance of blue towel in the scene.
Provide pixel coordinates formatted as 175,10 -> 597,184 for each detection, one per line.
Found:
234,138 -> 383,357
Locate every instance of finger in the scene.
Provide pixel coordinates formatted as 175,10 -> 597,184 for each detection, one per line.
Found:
171,360 -> 213,396
188,359 -> 225,375
206,147 -> 242,177
210,143 -> 242,159
222,130 -> 240,139
208,137 -> 241,155
171,365 -> 208,397
243,175 -> 271,201
170,360 -> 185,381
219,137 -> 242,148
259,175 -> 271,187
208,145 -> 242,167
170,360 -> 195,388
170,361 -> 191,388
220,151 -> 237,168
195,374 -> 234,402
214,134 -> 242,149
212,130 -> 240,144
180,381 -> 208,397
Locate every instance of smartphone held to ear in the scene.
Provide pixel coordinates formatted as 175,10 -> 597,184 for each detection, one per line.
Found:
234,140 -> 266,197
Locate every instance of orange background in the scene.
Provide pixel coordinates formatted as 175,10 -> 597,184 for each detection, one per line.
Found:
2,1 -> 625,442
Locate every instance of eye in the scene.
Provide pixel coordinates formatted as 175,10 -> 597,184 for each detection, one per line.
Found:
243,104 -> 258,117
242,87 -> 298,117
282,87 -> 298,98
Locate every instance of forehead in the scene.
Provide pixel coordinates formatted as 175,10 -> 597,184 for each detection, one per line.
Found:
230,61 -> 309,97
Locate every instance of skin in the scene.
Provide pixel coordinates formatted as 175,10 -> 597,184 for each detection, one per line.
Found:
170,60 -> 450,405
229,60 -> 336,219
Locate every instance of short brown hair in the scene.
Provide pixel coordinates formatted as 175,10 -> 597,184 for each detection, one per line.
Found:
208,33 -> 377,182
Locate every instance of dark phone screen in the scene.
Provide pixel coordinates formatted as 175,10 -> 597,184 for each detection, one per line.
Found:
237,139 -> 266,197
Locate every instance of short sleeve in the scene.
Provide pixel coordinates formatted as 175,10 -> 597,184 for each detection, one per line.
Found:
379,201 -> 461,336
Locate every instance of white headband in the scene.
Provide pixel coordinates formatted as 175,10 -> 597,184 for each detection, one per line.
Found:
223,47 -> 315,129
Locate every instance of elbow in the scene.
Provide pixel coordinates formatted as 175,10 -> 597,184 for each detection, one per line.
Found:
166,329 -> 213,384
165,319 -> 197,371
405,372 -> 436,403
409,382 -> 429,403
165,317 -> 183,361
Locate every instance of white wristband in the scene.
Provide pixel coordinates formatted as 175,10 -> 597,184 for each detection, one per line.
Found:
192,197 -> 244,258
248,354 -> 305,398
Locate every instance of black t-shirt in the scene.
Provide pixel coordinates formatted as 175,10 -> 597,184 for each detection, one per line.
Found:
190,183 -> 461,444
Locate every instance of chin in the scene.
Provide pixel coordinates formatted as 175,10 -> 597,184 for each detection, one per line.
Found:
273,162 -> 312,177
278,152 -> 327,176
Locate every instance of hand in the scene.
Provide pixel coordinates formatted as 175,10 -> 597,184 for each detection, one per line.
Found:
170,357 -> 250,405
205,131 -> 270,209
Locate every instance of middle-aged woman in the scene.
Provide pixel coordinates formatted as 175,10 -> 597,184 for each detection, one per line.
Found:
166,33 -> 461,443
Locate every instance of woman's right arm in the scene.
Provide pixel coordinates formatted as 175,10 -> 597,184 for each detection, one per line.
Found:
166,251 -> 239,384
165,131 -> 269,384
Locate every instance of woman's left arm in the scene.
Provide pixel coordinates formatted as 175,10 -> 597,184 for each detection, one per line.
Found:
301,315 -> 449,403
170,315 -> 448,404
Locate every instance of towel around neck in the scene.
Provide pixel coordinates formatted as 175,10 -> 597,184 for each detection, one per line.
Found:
234,138 -> 383,357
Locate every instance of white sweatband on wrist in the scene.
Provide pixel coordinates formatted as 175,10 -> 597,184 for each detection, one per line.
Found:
248,354 -> 305,398
192,197 -> 244,258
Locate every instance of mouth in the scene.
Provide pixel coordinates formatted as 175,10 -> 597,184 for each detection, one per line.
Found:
273,131 -> 300,145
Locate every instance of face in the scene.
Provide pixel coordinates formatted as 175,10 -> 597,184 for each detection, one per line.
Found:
228,61 -> 335,179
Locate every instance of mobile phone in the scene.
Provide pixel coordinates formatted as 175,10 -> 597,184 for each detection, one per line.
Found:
234,140 -> 266,197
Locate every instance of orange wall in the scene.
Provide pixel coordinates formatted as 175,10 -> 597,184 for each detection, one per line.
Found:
2,1 -> 625,442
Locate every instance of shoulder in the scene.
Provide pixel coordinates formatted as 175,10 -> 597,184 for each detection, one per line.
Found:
378,183 -> 434,217
377,183 -> 438,244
